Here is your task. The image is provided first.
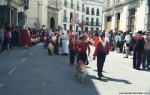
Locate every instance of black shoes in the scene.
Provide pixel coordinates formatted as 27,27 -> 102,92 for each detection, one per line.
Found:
98,74 -> 104,80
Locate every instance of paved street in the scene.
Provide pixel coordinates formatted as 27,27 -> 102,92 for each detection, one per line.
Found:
0,43 -> 150,95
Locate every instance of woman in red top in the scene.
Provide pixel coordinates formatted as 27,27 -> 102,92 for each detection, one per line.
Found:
93,32 -> 109,80
68,34 -> 78,65
77,34 -> 90,65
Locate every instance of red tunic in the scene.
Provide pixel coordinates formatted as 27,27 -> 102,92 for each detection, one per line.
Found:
20,29 -> 31,47
68,37 -> 78,52
93,41 -> 109,56
93,36 -> 100,47
77,40 -> 90,53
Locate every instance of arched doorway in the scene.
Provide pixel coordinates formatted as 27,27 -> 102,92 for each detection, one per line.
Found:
50,17 -> 55,30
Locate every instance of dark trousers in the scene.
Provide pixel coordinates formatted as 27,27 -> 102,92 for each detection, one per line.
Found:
69,49 -> 76,65
77,52 -> 87,64
97,52 -> 106,77
142,49 -> 150,69
119,42 -> 124,53
133,50 -> 143,69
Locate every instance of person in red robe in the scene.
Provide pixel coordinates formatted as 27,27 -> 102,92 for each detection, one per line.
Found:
77,34 -> 90,65
93,32 -> 109,80
19,26 -> 31,48
68,34 -> 78,65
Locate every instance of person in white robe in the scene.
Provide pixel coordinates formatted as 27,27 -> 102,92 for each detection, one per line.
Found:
58,26 -> 69,55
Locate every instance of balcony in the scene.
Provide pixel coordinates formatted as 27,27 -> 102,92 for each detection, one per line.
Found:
85,22 -> 100,26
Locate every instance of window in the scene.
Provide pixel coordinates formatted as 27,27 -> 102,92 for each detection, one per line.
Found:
64,0 -> 67,7
86,17 -> 89,25
63,10 -> 67,22
96,28 -> 99,31
97,9 -> 99,16
82,15 -> 84,21
70,25 -> 73,31
70,12 -> 73,23
96,18 -> 99,26
91,27 -> 94,31
91,8 -> 94,15
86,7 -> 89,15
91,18 -> 94,25
71,0 -> 73,8
85,27 -> 88,31
107,0 -> 110,6
77,1 -> 79,10
127,8 -> 135,32
82,4 -> 85,12
64,24 -> 67,30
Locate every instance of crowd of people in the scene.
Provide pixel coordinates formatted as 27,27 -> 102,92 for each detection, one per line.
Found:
0,25 -> 50,52
105,30 -> 150,70
0,24 -> 150,79
44,28 -> 150,79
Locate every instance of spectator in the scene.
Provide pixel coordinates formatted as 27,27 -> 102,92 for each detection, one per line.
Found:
133,31 -> 145,70
142,32 -> 150,69
4,26 -> 12,51
124,31 -> 131,58
0,26 -> 4,52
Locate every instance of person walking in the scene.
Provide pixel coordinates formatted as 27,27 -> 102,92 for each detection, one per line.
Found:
77,34 -> 90,65
58,26 -> 69,55
133,31 -> 145,70
68,33 -> 78,65
93,32 -> 109,80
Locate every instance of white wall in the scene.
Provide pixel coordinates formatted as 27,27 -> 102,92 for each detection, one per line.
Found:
26,0 -> 48,28
120,5 -> 128,32
102,0 -> 148,33
135,0 -> 147,32
85,0 -> 104,31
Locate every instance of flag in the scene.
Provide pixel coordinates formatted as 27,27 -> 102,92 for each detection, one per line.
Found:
71,10 -> 77,26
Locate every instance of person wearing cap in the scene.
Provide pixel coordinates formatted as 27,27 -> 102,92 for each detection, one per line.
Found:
93,32 -> 109,80
133,31 -> 145,70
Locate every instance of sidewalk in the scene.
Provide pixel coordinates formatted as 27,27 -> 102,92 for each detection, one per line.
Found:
86,46 -> 150,95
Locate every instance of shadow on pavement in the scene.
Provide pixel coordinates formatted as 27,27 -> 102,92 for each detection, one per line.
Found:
88,75 -> 132,84
139,69 -> 150,72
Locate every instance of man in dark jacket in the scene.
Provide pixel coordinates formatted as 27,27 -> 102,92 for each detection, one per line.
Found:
133,31 -> 145,70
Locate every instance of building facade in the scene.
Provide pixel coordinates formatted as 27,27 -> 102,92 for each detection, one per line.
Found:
85,0 -> 104,32
0,0 -> 29,26
60,0 -> 86,31
26,0 -> 104,31
102,0 -> 150,33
